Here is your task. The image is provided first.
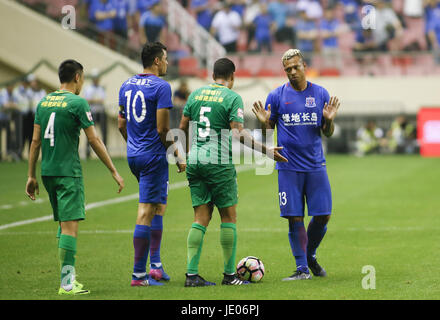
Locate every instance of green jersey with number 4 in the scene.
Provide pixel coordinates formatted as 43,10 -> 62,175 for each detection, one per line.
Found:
183,83 -> 244,165
34,90 -> 94,177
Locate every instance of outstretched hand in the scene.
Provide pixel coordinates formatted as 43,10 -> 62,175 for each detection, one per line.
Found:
252,100 -> 271,124
323,96 -> 340,121
267,146 -> 288,162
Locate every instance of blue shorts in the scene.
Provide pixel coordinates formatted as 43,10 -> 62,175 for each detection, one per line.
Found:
128,154 -> 169,204
277,169 -> 332,218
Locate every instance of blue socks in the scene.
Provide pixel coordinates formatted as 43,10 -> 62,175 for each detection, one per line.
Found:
307,217 -> 328,259
288,218 -> 329,273
150,215 -> 163,267
132,224 -> 151,280
288,221 -> 308,273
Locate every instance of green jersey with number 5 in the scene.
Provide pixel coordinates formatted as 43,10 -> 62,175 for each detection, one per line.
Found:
183,83 -> 244,165
34,90 -> 94,177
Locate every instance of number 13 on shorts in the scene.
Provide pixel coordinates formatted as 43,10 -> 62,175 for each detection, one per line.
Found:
279,191 -> 287,206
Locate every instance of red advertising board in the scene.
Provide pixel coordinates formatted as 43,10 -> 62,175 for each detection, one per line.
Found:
418,107 -> 440,157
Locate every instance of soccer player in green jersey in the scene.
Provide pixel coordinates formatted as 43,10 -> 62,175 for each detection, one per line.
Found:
179,58 -> 287,286
25,59 -> 125,295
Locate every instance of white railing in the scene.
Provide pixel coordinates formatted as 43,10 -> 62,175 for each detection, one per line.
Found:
167,0 -> 226,75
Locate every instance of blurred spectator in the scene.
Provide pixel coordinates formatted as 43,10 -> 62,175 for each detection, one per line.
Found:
112,0 -> 134,39
372,0 -> 404,51
404,0 -> 423,17
386,115 -> 417,154
427,5 -> 440,63
353,28 -> 379,74
353,28 -> 377,52
191,0 -> 214,31
139,1 -> 166,44
24,74 -> 46,157
137,0 -> 157,13
297,0 -> 323,20
355,120 -> 387,156
338,0 -> 360,31
90,0 -> 117,47
0,83 -> 22,160
230,0 -> 247,17
424,0 -> 440,50
83,69 -> 107,158
28,75 -> 47,114
173,79 -> 191,108
401,0 -> 426,50
171,79 -> 191,128
296,9 -> 319,65
133,0 -> 155,29
253,3 -> 276,52
211,2 -> 242,53
268,0 -> 295,46
320,7 -> 345,68
243,0 -> 261,50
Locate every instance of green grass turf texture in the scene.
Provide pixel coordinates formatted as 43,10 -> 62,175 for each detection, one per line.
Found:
0,155 -> 439,300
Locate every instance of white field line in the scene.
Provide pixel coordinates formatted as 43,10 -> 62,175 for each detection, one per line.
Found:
0,197 -> 47,210
0,165 -> 257,231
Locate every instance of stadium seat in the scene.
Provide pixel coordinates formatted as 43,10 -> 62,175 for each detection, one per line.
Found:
197,68 -> 208,79
178,57 -> 199,76
234,69 -> 252,77
319,68 -> 341,77
45,0 -> 78,18
272,42 -> 291,53
256,69 -> 277,77
242,55 -> 265,76
227,55 -> 244,71
263,55 -> 284,75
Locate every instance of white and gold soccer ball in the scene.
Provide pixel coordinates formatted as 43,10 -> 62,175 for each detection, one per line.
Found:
236,256 -> 265,282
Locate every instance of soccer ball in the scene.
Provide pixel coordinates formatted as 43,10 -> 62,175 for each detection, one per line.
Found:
236,256 -> 265,282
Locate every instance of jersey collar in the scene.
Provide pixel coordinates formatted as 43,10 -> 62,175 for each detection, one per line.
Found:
211,83 -> 226,88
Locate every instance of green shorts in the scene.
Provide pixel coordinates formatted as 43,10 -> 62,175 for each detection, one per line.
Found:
42,176 -> 85,222
186,163 -> 238,209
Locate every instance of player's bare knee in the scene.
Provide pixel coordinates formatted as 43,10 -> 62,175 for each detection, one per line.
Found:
155,204 -> 166,216
137,205 -> 156,225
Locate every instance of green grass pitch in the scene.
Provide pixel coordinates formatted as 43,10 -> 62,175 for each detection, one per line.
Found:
0,155 -> 439,300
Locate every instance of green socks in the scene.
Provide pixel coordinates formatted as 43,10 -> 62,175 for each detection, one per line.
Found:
187,223 -> 206,275
186,222 -> 238,275
58,234 -> 77,289
220,223 -> 237,275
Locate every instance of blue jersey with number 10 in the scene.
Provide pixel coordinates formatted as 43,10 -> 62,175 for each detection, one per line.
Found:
119,74 -> 173,157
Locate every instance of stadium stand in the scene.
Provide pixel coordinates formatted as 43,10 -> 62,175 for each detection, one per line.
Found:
15,0 -> 440,77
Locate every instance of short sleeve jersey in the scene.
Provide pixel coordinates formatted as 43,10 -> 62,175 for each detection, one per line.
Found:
118,74 -> 173,157
34,90 -> 94,177
183,83 -> 244,165
266,81 -> 330,172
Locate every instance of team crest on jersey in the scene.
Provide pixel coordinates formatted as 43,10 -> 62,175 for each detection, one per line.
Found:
305,96 -> 316,108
